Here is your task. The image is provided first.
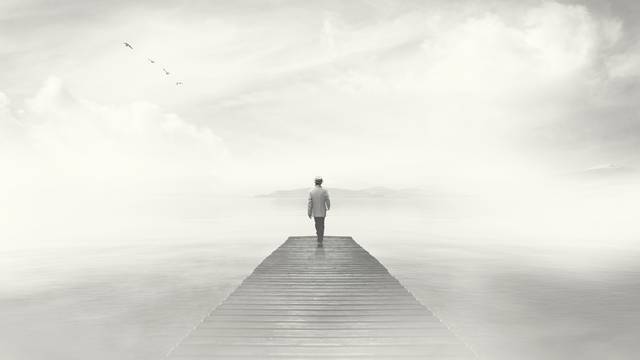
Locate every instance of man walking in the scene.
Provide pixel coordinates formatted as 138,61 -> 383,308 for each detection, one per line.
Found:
308,176 -> 331,243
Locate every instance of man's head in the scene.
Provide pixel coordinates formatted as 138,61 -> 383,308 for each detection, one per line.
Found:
314,176 -> 323,186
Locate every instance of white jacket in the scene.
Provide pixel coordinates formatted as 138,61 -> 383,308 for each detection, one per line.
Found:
308,186 -> 331,217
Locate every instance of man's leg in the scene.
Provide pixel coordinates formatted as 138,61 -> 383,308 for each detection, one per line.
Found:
316,217 -> 325,242
314,217 -> 321,241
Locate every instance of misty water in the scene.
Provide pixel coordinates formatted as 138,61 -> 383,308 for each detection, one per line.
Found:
2,190 -> 639,360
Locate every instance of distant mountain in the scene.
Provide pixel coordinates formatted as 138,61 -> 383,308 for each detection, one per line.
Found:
256,187 -> 424,198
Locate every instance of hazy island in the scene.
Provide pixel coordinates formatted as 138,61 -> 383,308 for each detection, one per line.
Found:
256,187 -> 425,199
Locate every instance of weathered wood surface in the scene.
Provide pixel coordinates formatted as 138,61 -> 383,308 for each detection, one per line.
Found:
169,236 -> 475,359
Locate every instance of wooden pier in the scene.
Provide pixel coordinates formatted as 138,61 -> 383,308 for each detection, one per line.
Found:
169,236 -> 475,359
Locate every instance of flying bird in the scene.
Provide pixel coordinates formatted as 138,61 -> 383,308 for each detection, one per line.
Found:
120,41 -> 180,84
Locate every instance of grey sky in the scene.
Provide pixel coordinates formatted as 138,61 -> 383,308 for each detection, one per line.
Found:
1,0 -> 640,193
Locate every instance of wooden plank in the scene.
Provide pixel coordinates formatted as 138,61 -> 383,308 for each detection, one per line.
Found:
168,236 -> 475,359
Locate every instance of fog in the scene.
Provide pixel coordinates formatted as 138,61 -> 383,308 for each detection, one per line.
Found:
2,183 -> 640,359
2,0 -> 640,359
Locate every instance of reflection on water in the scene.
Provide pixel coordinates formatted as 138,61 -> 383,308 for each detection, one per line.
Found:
1,195 -> 640,359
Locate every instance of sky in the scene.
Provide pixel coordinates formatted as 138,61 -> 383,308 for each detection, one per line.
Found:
2,0 -> 640,196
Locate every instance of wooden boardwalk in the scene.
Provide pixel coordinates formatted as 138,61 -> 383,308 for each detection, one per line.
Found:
169,236 -> 476,359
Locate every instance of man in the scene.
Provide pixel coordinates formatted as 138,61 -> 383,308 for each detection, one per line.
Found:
308,176 -> 331,243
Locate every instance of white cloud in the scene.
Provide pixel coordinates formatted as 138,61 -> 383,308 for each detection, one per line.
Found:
0,76 -> 230,196
523,2 -> 618,73
2,1 -> 638,192
607,51 -> 640,78
201,2 -> 627,187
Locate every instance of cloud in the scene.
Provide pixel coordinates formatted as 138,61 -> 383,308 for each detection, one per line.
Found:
607,51 -> 640,78
193,1 -> 631,187
573,163 -> 637,179
0,76 -> 230,196
2,1 -> 640,191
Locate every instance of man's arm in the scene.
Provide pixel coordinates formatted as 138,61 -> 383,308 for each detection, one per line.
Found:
307,192 -> 313,218
325,190 -> 330,211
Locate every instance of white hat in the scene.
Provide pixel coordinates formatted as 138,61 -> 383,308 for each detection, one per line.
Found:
314,176 -> 323,181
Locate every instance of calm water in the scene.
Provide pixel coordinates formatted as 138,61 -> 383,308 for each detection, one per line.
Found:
2,193 -> 639,359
